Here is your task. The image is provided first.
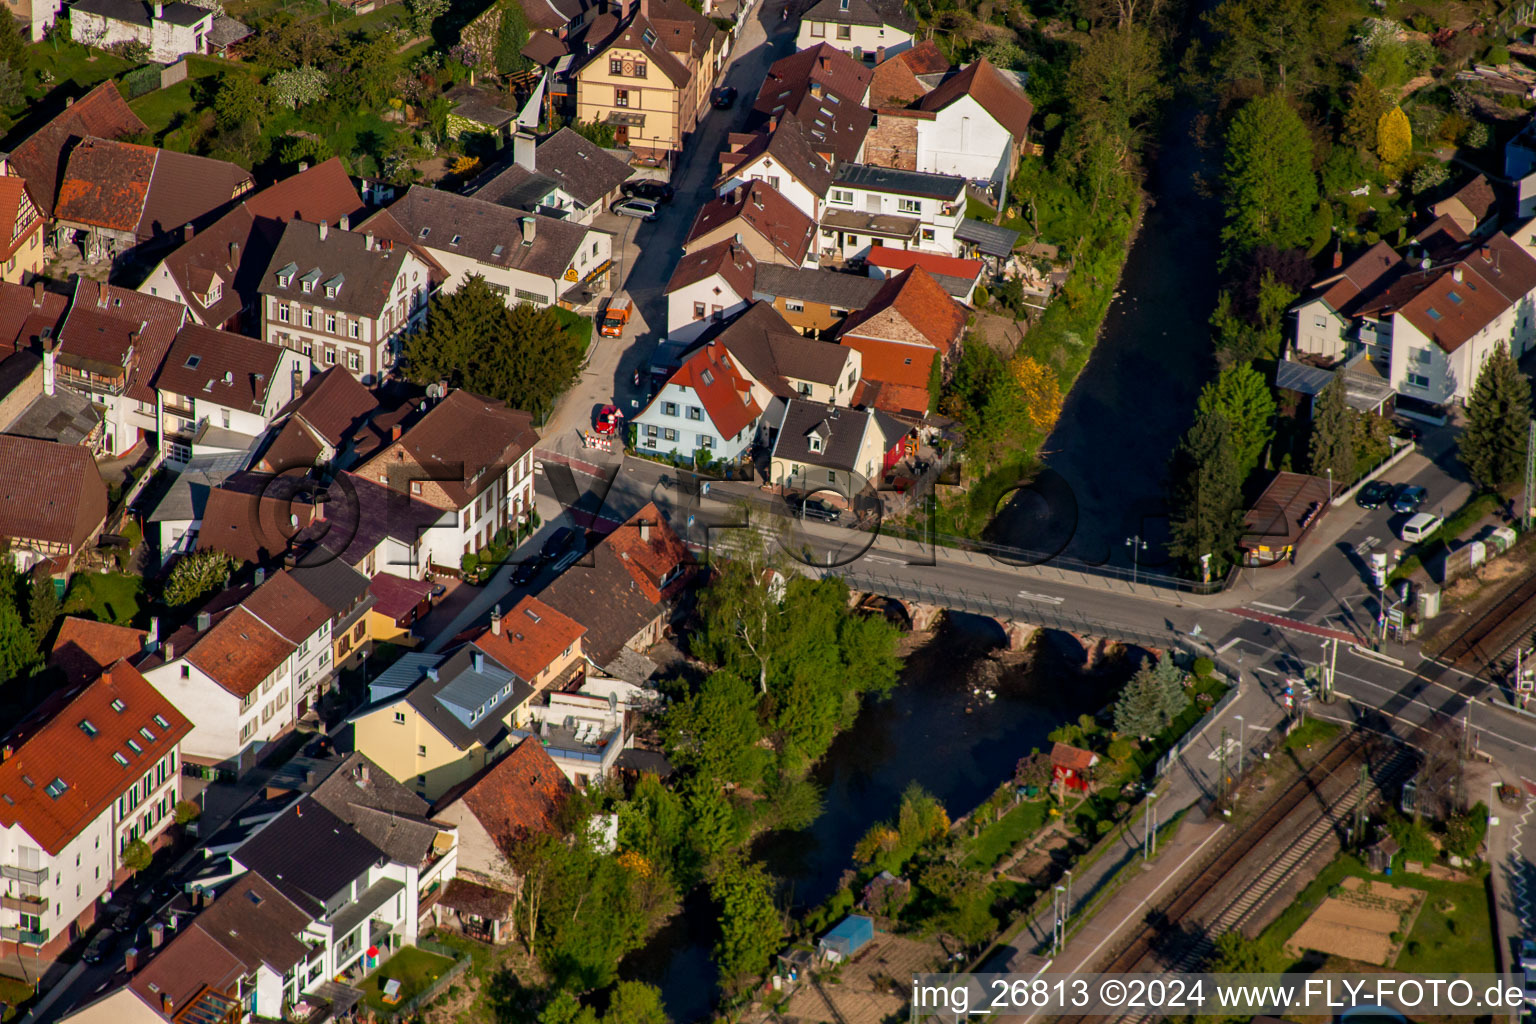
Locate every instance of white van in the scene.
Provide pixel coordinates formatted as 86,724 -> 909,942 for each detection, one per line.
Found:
1399,512 -> 1442,543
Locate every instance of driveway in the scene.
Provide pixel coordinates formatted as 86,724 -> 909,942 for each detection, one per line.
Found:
539,0 -> 795,462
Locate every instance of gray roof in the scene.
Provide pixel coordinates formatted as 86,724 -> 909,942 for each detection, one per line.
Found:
1275,357 -> 1396,413
802,0 -> 916,30
833,163 -> 966,200
955,217 -> 1020,258
71,0 -> 212,27
143,452 -> 246,524
289,551 -> 372,615
772,398 -> 878,471
696,301 -> 856,391
820,208 -> 920,239
387,185 -> 596,283
722,114 -> 834,197
260,220 -> 412,319
308,752 -> 442,867
373,647 -> 534,752
531,128 -> 633,208
234,797 -> 385,916
475,164 -> 563,213
327,876 -> 405,937
207,14 -> 251,47
753,264 -> 884,309
366,651 -> 440,704
3,389 -> 101,446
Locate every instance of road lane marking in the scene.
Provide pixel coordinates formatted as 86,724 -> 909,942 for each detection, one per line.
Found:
1016,590 -> 1065,605
864,555 -> 907,565
1253,666 -> 1278,676
1251,596 -> 1304,612
1358,536 -> 1379,554
1216,638 -> 1241,654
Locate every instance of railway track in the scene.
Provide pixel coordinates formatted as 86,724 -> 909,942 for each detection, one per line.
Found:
1439,571 -> 1536,678
1051,731 -> 1411,1024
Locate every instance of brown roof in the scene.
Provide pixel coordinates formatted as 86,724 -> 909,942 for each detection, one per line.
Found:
1314,240 -> 1403,315
916,58 -> 1033,141
55,137 -> 155,232
839,265 -> 965,353
1050,741 -> 1097,771
894,40 -> 950,75
755,43 -> 874,118
180,873 -> 310,974
255,415 -> 322,474
357,389 -> 539,509
0,434 -> 107,552
439,876 -> 516,918
584,11 -> 695,88
240,569 -> 332,644
448,736 -> 571,848
50,616 -> 147,687
465,596 -> 586,681
1240,471 -> 1330,551
665,238 -> 757,299
385,185 -> 592,283
1358,232 -> 1536,352
521,29 -> 569,66
604,501 -> 693,598
154,322 -> 285,412
0,280 -> 67,354
184,605 -> 295,697
1445,173 -> 1498,222
281,365 -> 378,446
713,300 -> 857,392
868,53 -> 929,109
260,218 -> 414,319
530,127 -> 633,208
196,474 -> 315,567
367,572 -> 434,620
136,147 -> 254,241
7,82 -> 146,218
129,920 -> 248,1012
719,113 -> 835,197
0,661 -> 192,855
244,157 -> 365,224
688,180 -> 816,265
60,277 -> 187,404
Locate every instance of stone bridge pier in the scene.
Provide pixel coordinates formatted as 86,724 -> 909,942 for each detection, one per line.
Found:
890,599 -> 1040,651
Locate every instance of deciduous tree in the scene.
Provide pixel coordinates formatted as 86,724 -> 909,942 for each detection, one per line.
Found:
1013,355 -> 1064,432
164,549 -> 234,607
1459,341 -> 1532,489
213,72 -> 268,131
270,65 -> 328,110
1376,106 -> 1412,170
709,857 -> 783,996
405,0 -> 447,38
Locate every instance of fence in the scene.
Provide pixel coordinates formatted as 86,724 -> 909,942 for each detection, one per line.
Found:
377,943 -> 472,1023
1330,438 -> 1416,509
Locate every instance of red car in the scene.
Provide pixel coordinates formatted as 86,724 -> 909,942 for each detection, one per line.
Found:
595,405 -> 622,435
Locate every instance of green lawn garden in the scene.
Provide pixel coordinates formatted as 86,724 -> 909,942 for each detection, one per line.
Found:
358,945 -> 458,1015
964,800 -> 1049,871
63,572 -> 147,627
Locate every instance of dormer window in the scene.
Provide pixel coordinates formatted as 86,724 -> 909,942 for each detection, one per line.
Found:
275,261 -> 298,288
44,778 -> 67,799
324,273 -> 344,299
809,434 -> 823,452
450,234 -> 462,246
642,28 -> 657,46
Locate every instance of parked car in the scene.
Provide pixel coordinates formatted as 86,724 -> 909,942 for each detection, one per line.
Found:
789,495 -> 842,522
82,928 -> 117,964
1521,938 -> 1536,972
1392,484 -> 1428,514
612,197 -> 660,221
1397,421 -> 1423,444
1398,511 -> 1443,544
541,526 -> 577,562
713,86 -> 738,109
621,180 -> 675,204
512,560 -> 540,587
1355,480 -> 1393,510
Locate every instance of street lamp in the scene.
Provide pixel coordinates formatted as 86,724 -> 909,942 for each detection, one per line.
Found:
1326,466 -> 1333,498
1235,715 -> 1246,778
1143,792 -> 1159,860
1126,535 -> 1147,586
1490,780 -> 1502,826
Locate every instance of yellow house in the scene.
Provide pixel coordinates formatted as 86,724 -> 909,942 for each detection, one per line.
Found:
364,572 -> 437,646
0,175 -> 45,283
575,0 -> 720,161
349,646 -> 536,800
461,596 -> 588,694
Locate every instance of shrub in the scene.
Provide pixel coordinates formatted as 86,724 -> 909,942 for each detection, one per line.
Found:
120,64 -> 161,99
460,551 -> 479,574
974,284 -> 990,306
1107,738 -> 1135,761
1192,657 -> 1214,679
174,800 -> 201,825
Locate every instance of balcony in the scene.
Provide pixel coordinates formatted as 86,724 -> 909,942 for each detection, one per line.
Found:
0,865 -> 47,886
1,894 -> 46,913
0,926 -> 48,944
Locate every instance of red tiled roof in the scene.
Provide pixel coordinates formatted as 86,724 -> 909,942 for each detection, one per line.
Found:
196,478 -> 315,567
894,39 -> 951,75
0,281 -> 66,354
50,616 -> 147,688
839,266 -> 965,353
916,58 -> 1033,141
0,435 -> 108,552
136,148 -> 254,241
7,82 -> 147,218
241,569 -> 332,645
367,572 -> 434,620
855,378 -> 931,418
55,137 -> 156,233
1050,742 -> 1097,771
0,661 -> 192,855
653,338 -> 763,441
665,238 -> 757,299
448,736 -> 571,849
868,54 -> 929,109
1316,240 -> 1402,315
61,277 -> 187,404
243,157 -> 365,224
466,596 -> 585,682
184,606 -> 295,697
605,501 -> 692,601
287,365 -> 378,445
866,248 -> 983,281
687,181 -> 815,265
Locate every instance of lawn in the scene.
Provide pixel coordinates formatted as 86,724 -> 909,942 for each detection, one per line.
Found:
359,945 -> 458,1014
963,800 -> 1049,871
1253,852 -> 1495,974
63,572 -> 149,627
1283,718 -> 1340,752
24,39 -> 132,99
0,976 -> 32,1019
128,56 -> 228,139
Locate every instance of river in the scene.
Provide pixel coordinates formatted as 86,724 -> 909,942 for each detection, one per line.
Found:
620,618 -> 1136,1021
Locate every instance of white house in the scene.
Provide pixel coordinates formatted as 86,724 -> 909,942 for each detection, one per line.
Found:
717,114 -> 836,223
796,0 -> 915,62
355,389 -> 539,567
634,336 -> 771,463
0,662 -> 190,960
471,129 -> 634,226
822,163 -> 966,260
664,240 -> 757,342
379,186 -> 614,311
141,606 -> 298,774
69,0 -> 214,64
240,569 -> 336,720
259,219 -> 430,386
155,322 -> 310,468
908,58 -> 1033,187
55,278 -> 188,458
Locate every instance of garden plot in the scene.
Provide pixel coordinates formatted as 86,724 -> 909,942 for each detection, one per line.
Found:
1285,877 -> 1425,966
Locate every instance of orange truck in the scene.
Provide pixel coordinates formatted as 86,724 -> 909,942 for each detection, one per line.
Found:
600,294 -> 632,338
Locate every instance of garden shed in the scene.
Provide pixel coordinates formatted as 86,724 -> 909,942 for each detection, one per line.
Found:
818,914 -> 874,963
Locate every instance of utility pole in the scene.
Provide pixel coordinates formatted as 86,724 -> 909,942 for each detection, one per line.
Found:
1320,636 -> 1339,702
1523,419 -> 1536,531
1236,714 -> 1246,779
1354,763 -> 1368,848
1217,725 -> 1229,807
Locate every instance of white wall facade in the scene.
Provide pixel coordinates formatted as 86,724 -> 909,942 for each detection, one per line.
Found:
1388,300 -> 1536,405
823,179 -> 963,258
635,381 -> 756,462
1291,297 -> 1351,362
666,273 -> 749,342
796,19 -> 912,62
143,659 -> 292,767
914,94 -> 1014,186
420,231 -> 611,310
70,6 -> 212,63
718,155 -> 823,222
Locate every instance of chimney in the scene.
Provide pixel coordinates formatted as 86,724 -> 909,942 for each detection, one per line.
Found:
768,114 -> 779,132
196,611 -> 211,632
314,496 -> 326,520
876,45 -> 886,63
30,280 -> 41,307
42,336 -> 54,397
391,423 -> 402,441
318,220 -> 329,242
811,82 -> 823,99
151,0 -> 161,16
255,567 -> 266,585
149,922 -> 165,949
164,640 -> 174,660
1,744 -> 11,762
124,948 -> 140,973
426,665 -> 439,682
819,56 -> 831,72
229,240 -> 239,266
514,132 -> 537,172
183,222 -> 194,243
339,214 -> 350,232
364,231 -> 374,251
732,185 -> 742,203
522,216 -> 537,244
298,161 -> 309,172
1454,266 -> 1464,282
148,616 -> 159,645
491,604 -> 501,635
472,649 -> 485,674
1481,245 -> 1493,261
161,995 -> 174,1014
97,286 -> 109,308
640,520 -> 650,542
360,763 -> 370,785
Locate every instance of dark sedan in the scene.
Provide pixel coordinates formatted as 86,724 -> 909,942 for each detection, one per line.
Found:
1392,484 -> 1428,514
788,495 -> 842,522
1355,480 -> 1393,510
621,179 -> 675,204
541,526 -> 577,562
713,86 -> 738,109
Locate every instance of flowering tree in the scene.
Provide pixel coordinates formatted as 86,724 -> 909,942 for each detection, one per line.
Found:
270,64 -> 328,110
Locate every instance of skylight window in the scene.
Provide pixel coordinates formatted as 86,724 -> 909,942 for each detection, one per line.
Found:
450,234 -> 462,246
492,244 -> 504,257
184,355 -> 201,369
140,727 -> 156,742
642,28 -> 657,46
111,699 -> 125,713
79,719 -> 97,737
1448,290 -> 1463,304
1427,307 -> 1443,320
126,738 -> 142,755
44,778 -> 67,799
113,752 -> 128,767
419,227 -> 430,239
153,714 -> 169,729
